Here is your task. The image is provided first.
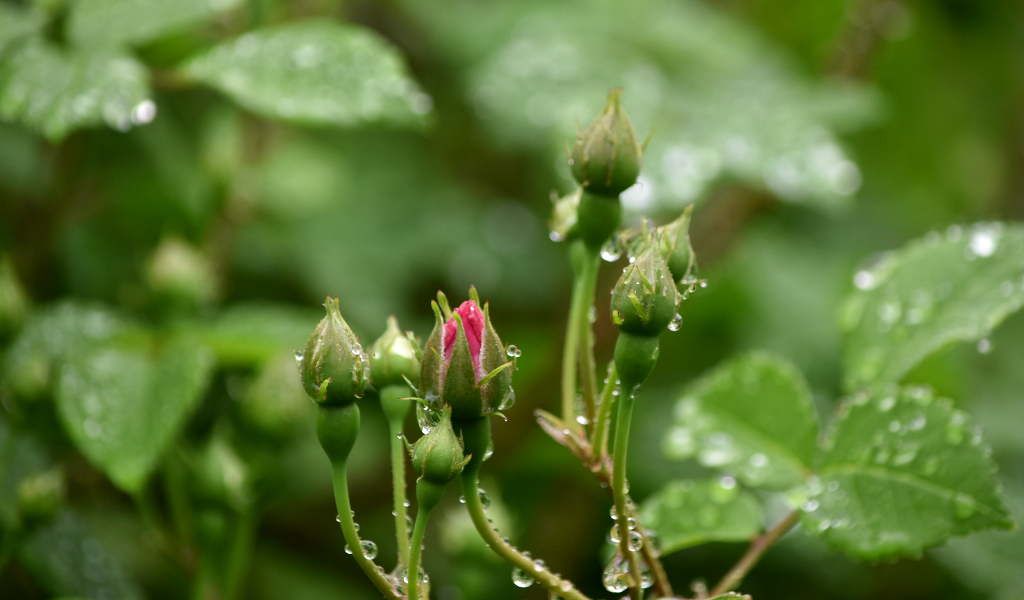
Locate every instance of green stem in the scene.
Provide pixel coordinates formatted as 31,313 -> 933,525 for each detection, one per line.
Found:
455,418 -> 593,600
612,391 -> 643,600
591,362 -> 618,456
381,385 -> 412,567
407,505 -> 430,600
576,250 -> 601,428
330,462 -> 400,599
223,509 -> 256,600
709,510 -> 800,596
561,276 -> 582,427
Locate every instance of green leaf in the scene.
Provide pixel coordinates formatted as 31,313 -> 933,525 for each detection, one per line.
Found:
0,4 -> 44,57
55,335 -> 214,493
0,40 -> 151,141
184,303 -> 319,367
67,0 -> 242,48
639,478 -> 762,554
1,301 -> 132,399
17,510 -> 144,600
842,223 -> 1024,391
803,385 -> 1014,559
183,20 -> 429,127
663,352 -> 818,490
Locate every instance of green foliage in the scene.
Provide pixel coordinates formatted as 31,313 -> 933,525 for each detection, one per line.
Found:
17,511 -> 144,600
185,20 -> 429,127
0,40 -> 150,140
67,0 -> 242,48
804,385 -> 1013,559
56,335 -> 214,493
639,477 -> 762,553
662,353 -> 818,490
842,223 -> 1024,391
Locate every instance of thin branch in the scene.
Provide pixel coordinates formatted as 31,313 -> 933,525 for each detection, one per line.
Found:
709,510 -> 800,597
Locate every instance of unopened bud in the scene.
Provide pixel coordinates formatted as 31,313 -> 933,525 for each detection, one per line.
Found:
17,468 -> 64,526
298,297 -> 369,406
411,406 -> 469,485
570,88 -> 643,197
370,316 -> 421,389
610,248 -> 678,337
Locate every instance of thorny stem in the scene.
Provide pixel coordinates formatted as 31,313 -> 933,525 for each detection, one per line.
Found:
329,462 -> 401,600
591,362 -> 618,457
456,417 -> 594,600
407,506 -> 430,600
576,250 -> 602,427
382,386 -> 412,567
709,510 -> 800,596
612,392 -> 643,600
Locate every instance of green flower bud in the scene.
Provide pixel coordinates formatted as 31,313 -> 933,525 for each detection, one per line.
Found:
0,255 -> 29,339
610,247 -> 678,337
370,316 -> 421,389
239,353 -> 311,440
298,297 -> 369,406
17,468 -> 63,527
570,88 -> 643,197
411,406 -> 469,485
548,187 -> 581,243
419,289 -> 514,420
146,237 -> 218,309
190,433 -> 250,511
659,206 -> 697,285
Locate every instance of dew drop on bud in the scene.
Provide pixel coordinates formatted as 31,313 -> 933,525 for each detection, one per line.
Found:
352,342 -> 363,356
512,567 -> 534,588
667,313 -> 682,332
601,238 -> 623,262
506,344 -> 522,358
294,350 -> 304,364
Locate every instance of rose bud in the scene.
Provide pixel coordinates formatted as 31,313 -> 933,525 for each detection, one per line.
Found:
548,187 -> 581,243
298,297 -> 370,406
16,468 -> 64,527
411,406 -> 470,485
370,315 -> 421,389
628,208 -> 697,288
570,88 -> 643,197
419,288 -> 514,420
610,247 -> 679,338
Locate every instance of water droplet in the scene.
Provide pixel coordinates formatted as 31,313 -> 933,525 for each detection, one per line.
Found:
344,544 -> 352,554
750,453 -> 768,468
360,540 -> 377,560
602,554 -> 628,593
818,519 -> 831,531
576,415 -> 589,425
626,516 -> 637,530
610,505 -> 618,520
560,580 -> 574,592
630,384 -> 642,399
608,524 -> 621,544
601,238 -> 623,262
477,488 -> 491,509
130,99 -> 157,125
719,476 -> 736,490
977,338 -> 992,354
499,388 -> 516,411
954,493 -> 977,519
802,500 -> 819,512
512,567 -> 534,588
352,343 -> 363,357
335,514 -> 341,523
969,226 -> 999,258
294,350 -> 304,363
627,530 -> 643,551
506,344 -> 522,358
877,396 -> 896,412
589,305 -> 598,323
667,313 -> 682,332
534,559 -> 547,571
417,403 -> 442,434
853,270 -> 875,290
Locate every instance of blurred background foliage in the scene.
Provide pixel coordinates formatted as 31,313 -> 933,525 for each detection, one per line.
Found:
0,0 -> 1022,599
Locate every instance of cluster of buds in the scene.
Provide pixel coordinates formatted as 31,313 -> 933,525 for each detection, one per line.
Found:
611,207 -> 698,388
